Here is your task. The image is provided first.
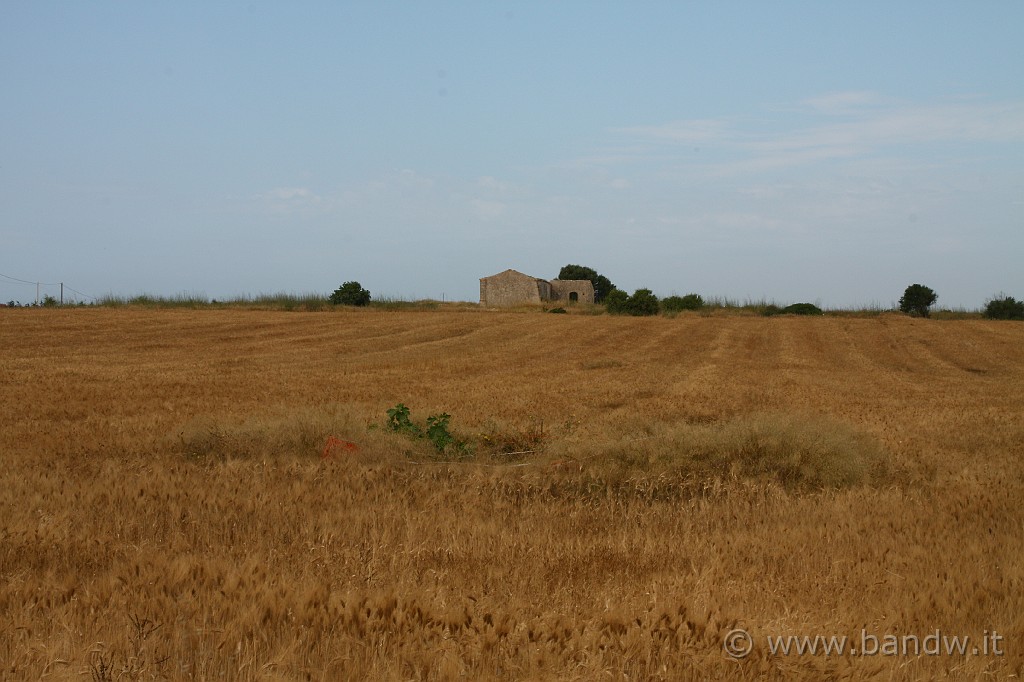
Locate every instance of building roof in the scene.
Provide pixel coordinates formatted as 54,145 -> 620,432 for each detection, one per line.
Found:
480,268 -> 545,281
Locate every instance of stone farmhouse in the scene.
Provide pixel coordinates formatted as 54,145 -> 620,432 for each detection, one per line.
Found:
479,269 -> 595,307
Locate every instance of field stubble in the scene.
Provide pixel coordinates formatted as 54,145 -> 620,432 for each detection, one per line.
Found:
1,308 -> 1023,680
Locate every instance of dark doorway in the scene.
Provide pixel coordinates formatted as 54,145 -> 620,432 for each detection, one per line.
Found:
569,292 -> 579,303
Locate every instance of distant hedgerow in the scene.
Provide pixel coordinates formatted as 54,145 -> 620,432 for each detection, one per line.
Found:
782,303 -> 823,316
624,289 -> 660,316
763,302 -> 823,316
984,295 -> 1024,320
662,294 -> 704,312
604,289 -> 630,314
607,288 -> 659,316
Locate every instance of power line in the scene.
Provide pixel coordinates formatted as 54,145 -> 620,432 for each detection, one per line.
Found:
64,285 -> 96,301
1,270 -> 96,302
0,272 -> 40,286
0,270 -> 61,286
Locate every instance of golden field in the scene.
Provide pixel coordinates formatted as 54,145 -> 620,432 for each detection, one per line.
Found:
1,307 -> 1023,680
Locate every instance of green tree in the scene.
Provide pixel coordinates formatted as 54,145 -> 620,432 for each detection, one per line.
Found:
983,294 -> 1024,320
557,264 -> 617,303
662,294 -> 704,312
604,289 -> 629,314
624,288 -> 660,316
329,281 -> 371,306
899,284 -> 937,318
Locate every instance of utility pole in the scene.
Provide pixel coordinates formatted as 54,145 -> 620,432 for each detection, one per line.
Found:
60,283 -> 64,305
36,282 -> 40,306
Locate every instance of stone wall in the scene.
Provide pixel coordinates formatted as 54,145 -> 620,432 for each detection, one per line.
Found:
479,269 -> 544,306
549,279 -> 595,304
480,270 -> 596,306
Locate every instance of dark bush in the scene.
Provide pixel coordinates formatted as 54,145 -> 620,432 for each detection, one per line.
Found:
782,303 -> 823,316
548,307 -> 567,314
329,281 -> 371,306
661,296 -> 684,312
624,289 -> 660,317
681,293 -> 704,310
899,284 -> 937,318
984,295 -> 1024,320
662,293 -> 704,312
604,289 -> 629,314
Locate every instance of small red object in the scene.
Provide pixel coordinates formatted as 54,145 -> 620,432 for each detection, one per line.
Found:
322,436 -> 359,460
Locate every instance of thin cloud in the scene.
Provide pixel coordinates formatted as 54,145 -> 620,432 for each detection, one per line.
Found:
753,102 -> 1024,153
555,145 -> 658,171
253,187 -> 331,216
708,146 -> 862,175
614,96 -> 1024,175
266,187 -> 315,201
800,91 -> 885,114
470,198 -> 507,221
477,176 -> 513,193
612,118 -> 732,144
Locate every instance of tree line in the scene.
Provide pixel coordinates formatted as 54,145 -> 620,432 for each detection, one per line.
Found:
551,265 -> 1024,320
326,267 -> 1024,319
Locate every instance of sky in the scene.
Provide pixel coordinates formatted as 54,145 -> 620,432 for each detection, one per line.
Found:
2,2 -> 1022,308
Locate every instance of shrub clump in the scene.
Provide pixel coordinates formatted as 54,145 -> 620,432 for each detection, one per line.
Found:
984,295 -> 1024,320
763,303 -> 823,316
330,281 -> 371,307
604,289 -> 629,314
662,294 -> 704,312
386,403 -> 471,457
899,283 -> 937,318
625,289 -> 660,316
782,303 -> 823,315
606,288 -> 660,316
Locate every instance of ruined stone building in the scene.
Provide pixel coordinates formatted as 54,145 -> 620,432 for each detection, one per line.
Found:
479,269 -> 595,307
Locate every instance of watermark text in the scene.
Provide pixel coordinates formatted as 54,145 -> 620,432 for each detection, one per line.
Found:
723,628 -> 1004,659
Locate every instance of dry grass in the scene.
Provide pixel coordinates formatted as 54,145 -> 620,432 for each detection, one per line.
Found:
1,308 -> 1023,679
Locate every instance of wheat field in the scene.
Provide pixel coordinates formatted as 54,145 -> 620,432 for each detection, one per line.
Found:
1,307 -> 1022,680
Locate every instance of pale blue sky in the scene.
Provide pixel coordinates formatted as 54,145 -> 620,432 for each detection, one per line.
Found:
2,2 -> 1022,307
